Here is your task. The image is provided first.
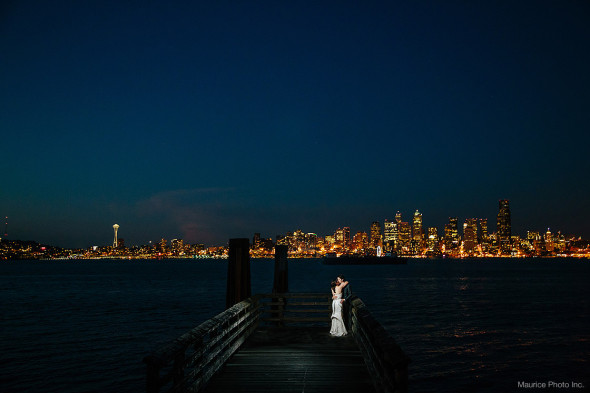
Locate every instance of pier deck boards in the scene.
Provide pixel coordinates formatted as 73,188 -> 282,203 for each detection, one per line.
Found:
202,326 -> 376,393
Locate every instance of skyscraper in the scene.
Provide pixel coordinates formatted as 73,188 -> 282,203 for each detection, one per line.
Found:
445,217 -> 459,248
479,218 -> 489,253
413,210 -> 423,242
253,233 -> 261,249
370,221 -> 382,249
352,231 -> 368,251
463,218 -> 478,254
427,227 -> 438,252
397,222 -> 412,254
334,227 -> 350,249
497,199 -> 511,254
545,228 -> 553,252
383,219 -> 398,251
479,219 -> 488,243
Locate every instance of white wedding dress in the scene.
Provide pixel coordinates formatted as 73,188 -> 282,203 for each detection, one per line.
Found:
330,293 -> 347,336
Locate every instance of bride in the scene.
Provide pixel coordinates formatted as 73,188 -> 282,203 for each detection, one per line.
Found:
330,279 -> 348,336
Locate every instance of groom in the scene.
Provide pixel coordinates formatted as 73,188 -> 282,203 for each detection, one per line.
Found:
337,274 -> 352,329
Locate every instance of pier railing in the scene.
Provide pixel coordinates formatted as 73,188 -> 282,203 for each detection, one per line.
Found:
348,296 -> 410,393
144,293 -> 409,393
259,292 -> 331,325
143,296 -> 262,393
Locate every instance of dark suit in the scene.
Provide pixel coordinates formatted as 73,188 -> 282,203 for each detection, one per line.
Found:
341,283 -> 352,329
342,284 -> 352,302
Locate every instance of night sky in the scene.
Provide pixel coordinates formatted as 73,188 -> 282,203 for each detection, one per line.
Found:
2,1 -> 589,248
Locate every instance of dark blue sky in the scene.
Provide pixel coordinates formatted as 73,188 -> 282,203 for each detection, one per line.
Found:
2,1 -> 589,248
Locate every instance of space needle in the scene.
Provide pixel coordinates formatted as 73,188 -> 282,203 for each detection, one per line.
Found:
113,224 -> 119,248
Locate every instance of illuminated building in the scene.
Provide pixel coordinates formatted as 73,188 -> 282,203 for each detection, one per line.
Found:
334,227 -> 350,249
159,238 -> 167,252
478,218 -> 489,253
427,227 -> 438,251
444,217 -> 459,249
294,229 -> 305,248
276,235 -> 287,246
383,219 -> 397,251
171,239 -> 184,254
555,232 -> 566,252
497,199 -> 512,254
383,220 -> 397,242
395,211 -> 402,224
463,219 -> 478,254
352,231 -> 368,251
479,219 -> 488,242
343,227 -> 351,248
370,221 -> 382,249
397,222 -> 412,254
253,233 -> 261,248
545,228 -> 553,252
413,210 -> 423,242
277,232 -> 295,249
306,233 -> 317,249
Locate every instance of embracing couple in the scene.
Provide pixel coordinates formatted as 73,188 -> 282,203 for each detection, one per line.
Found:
330,275 -> 351,337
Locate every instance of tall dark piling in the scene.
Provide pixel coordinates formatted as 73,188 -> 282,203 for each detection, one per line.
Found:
271,245 -> 288,325
273,245 -> 289,293
226,238 -> 251,309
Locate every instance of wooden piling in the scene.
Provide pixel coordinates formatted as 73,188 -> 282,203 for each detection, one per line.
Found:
271,245 -> 288,325
272,245 -> 288,293
226,238 -> 251,309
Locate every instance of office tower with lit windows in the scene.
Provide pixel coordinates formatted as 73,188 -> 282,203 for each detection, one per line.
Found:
253,233 -> 261,249
478,218 -> 489,252
284,232 -> 294,248
171,239 -> 184,255
545,228 -> 553,252
334,228 -> 344,245
463,219 -> 478,254
353,231 -> 368,251
413,210 -> 423,242
343,227 -> 350,248
334,227 -> 350,249
370,221 -> 382,249
383,219 -> 397,251
444,217 -> 459,248
444,224 -> 452,247
395,211 -> 402,224
397,222 -> 412,254
478,219 -> 488,242
294,229 -> 305,249
427,227 -> 438,252
497,199 -> 511,254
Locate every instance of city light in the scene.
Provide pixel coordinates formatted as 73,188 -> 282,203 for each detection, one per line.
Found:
1,200 -> 589,260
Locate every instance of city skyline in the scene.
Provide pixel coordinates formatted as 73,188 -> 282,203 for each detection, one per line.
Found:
2,199 -> 587,251
2,2 -> 589,248
3,197 -> 589,259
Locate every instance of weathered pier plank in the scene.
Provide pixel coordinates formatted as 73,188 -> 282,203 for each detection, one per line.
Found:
202,326 -> 375,393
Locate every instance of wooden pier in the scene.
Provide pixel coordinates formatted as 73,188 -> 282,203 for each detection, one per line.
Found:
143,240 -> 410,393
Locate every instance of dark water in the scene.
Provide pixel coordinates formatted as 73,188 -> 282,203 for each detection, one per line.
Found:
1,258 -> 588,392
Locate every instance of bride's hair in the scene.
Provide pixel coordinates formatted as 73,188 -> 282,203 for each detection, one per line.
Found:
330,280 -> 337,290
